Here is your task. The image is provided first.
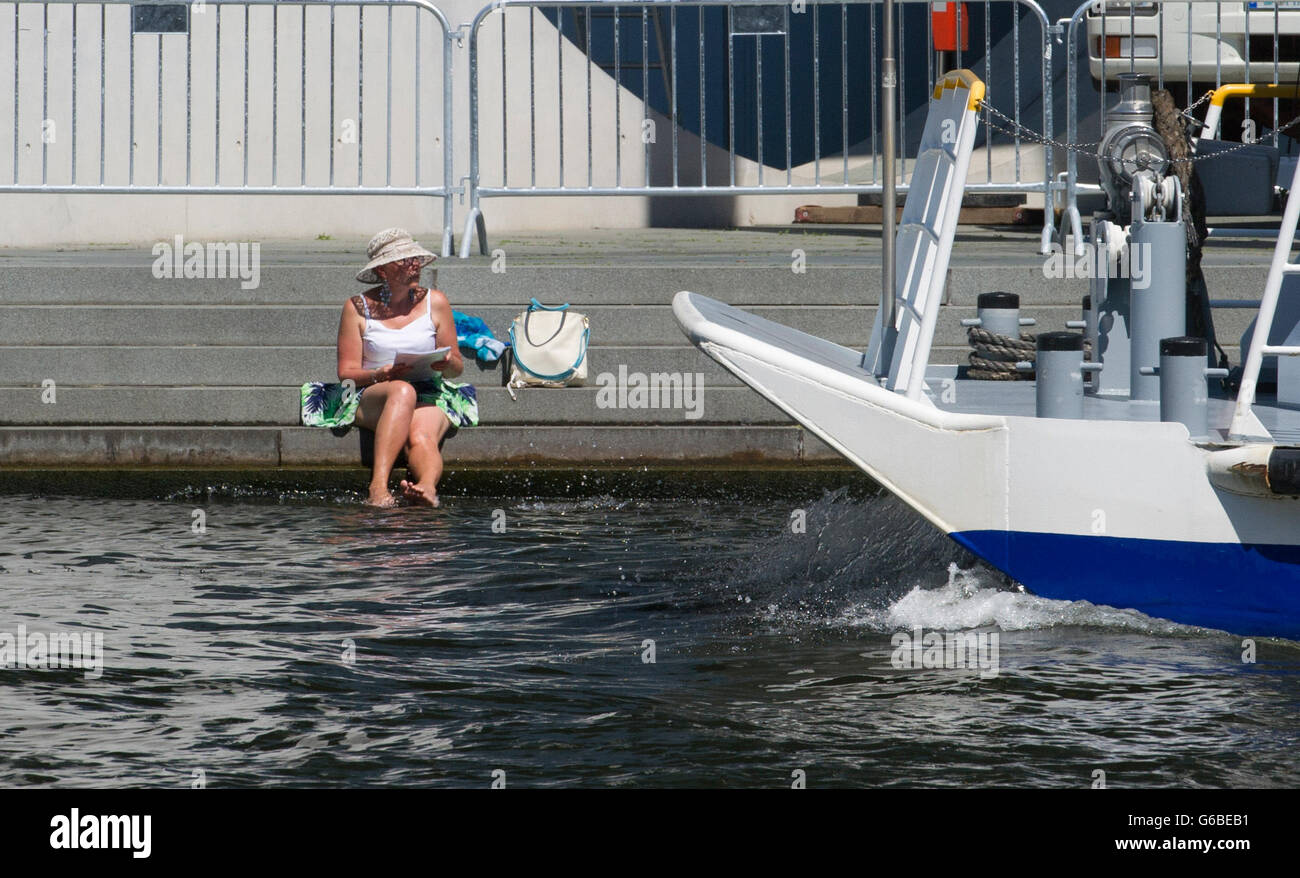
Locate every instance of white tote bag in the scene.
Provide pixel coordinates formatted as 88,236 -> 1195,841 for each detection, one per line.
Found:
506,298 -> 590,399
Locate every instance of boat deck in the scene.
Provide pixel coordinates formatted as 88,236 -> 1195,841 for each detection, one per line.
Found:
922,366 -> 1300,443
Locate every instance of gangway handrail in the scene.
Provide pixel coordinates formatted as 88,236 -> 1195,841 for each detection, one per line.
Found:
864,69 -> 984,400
1200,82 -> 1300,143
1229,156 -> 1300,439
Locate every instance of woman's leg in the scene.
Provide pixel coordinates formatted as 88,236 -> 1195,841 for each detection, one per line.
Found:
398,404 -> 452,506
354,381 -> 418,506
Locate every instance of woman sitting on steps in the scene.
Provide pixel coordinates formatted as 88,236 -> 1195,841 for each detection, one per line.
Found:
336,228 -> 479,507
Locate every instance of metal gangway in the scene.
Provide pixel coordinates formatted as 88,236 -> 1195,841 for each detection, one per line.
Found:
866,69 -> 985,399
1230,151 -> 1300,441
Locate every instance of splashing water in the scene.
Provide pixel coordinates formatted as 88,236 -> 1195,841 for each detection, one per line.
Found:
704,488 -> 1214,638
0,485 -> 1294,788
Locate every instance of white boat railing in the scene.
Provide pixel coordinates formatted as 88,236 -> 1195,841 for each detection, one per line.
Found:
1229,144 -> 1300,440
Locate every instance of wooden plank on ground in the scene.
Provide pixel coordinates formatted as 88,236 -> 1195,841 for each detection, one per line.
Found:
794,204 -> 1045,226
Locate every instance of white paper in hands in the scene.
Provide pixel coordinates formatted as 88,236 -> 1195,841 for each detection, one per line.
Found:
392,347 -> 451,381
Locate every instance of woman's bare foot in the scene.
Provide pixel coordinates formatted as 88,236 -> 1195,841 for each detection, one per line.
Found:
399,479 -> 440,507
367,487 -> 398,507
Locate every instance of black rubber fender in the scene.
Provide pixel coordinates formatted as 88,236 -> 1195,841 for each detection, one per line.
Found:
1267,447 -> 1300,495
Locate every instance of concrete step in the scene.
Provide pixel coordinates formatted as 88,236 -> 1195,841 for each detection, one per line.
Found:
0,341 -> 1246,425
0,345 -> 739,386
2,263 -> 1068,307
0,304 -> 860,346
0,340 -> 1010,387
0,303 -> 874,347
0,231 -> 1266,464
0,302 -> 1262,351
0,425 -> 841,466
0,386 -> 300,426
0,262 -> 1003,304
0,385 -> 791,426
284,424 -> 844,465
0,262 -> 1272,308
0,234 -> 1275,308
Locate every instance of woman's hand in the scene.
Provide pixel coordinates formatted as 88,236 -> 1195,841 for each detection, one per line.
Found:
369,362 -> 413,385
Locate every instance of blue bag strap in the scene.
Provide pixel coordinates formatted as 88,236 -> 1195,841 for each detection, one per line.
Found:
508,323 -> 589,382
529,298 -> 569,312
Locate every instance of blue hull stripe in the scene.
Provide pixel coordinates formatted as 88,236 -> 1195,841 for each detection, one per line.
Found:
950,530 -> 1300,639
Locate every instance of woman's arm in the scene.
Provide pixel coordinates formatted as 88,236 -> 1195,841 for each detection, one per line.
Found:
337,299 -> 409,386
428,289 -> 465,379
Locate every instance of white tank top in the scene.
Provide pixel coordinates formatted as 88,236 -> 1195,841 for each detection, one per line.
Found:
360,292 -> 440,370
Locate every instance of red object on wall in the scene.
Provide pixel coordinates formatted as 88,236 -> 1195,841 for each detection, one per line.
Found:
931,2 -> 970,53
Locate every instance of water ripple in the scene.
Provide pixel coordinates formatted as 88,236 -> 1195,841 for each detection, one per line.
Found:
0,489 -> 1296,787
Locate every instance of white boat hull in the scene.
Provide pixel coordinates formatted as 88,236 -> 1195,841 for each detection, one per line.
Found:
674,290 -> 1300,638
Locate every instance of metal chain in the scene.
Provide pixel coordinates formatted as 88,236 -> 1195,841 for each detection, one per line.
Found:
1171,91 -> 1216,129
1172,112 -> 1300,163
1185,89 -> 1216,116
981,101 -> 1098,152
980,95 -> 1300,166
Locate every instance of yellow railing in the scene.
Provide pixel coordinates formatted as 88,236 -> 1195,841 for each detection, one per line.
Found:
1202,83 -> 1300,142
932,69 -> 985,112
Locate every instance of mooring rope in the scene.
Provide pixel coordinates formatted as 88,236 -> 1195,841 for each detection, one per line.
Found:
966,326 -> 1036,380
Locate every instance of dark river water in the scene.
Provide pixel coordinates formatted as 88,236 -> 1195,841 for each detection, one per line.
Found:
1,475 -> 1297,788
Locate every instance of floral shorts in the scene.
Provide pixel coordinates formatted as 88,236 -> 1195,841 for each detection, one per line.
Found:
301,377 -> 479,430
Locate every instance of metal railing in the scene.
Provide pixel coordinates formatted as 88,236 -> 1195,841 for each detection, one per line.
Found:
459,0 -> 1058,257
0,0 -> 459,255
1064,0 -> 1300,251
2,0 -> 1065,258
1201,82 -> 1300,142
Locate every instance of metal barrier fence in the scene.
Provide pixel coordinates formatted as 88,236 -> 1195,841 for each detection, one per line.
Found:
0,0 -> 459,255
460,0 -> 1058,257
1064,0 -> 1300,251
2,0 -> 1067,257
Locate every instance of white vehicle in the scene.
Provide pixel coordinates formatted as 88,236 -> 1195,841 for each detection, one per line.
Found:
1087,1 -> 1300,85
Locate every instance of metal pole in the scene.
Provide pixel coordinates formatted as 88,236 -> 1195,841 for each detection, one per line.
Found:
879,0 -> 897,372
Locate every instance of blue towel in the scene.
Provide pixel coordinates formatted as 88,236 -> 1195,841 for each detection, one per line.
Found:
454,310 -> 508,363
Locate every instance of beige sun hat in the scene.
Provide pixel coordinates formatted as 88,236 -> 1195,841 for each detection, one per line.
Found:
356,228 -> 437,283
